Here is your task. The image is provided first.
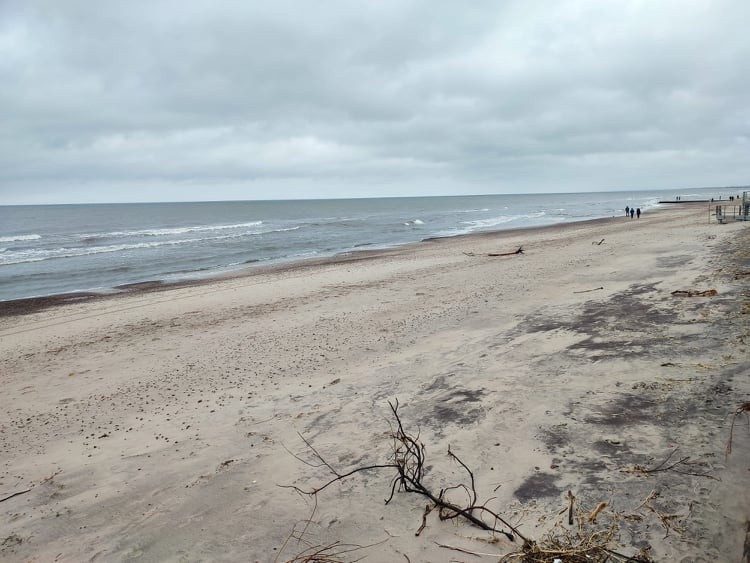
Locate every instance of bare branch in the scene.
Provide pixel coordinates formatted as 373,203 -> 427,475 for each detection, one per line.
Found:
282,399 -> 526,543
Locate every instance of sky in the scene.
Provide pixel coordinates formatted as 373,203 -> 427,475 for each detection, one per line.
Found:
1,1 -> 749,204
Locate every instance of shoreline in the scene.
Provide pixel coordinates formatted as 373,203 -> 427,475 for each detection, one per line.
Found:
1,201 -> 747,561
0,205 -> 695,318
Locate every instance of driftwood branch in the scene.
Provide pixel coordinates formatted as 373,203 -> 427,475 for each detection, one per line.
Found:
281,400 -> 525,542
0,469 -> 62,504
464,246 -> 524,258
573,286 -> 604,294
0,488 -> 32,503
488,246 -> 524,257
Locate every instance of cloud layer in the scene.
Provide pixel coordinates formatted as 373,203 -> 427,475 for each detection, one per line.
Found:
1,0 -> 749,203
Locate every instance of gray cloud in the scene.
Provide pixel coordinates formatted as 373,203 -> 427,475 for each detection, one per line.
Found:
1,0 -> 749,203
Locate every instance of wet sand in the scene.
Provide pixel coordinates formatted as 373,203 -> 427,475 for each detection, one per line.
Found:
1,203 -> 748,562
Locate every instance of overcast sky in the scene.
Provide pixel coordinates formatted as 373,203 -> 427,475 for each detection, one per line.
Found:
1,1 -> 748,204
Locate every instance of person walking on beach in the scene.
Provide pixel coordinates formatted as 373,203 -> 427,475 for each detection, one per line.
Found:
625,205 -> 630,217
630,208 -> 635,219
636,208 -> 641,219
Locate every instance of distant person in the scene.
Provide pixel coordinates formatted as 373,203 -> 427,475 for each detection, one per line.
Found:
630,208 -> 635,219
625,206 -> 630,217
636,208 -> 641,219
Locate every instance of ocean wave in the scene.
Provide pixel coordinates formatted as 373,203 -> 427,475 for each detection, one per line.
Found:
0,234 -> 42,243
0,225 -> 304,266
80,221 -> 264,239
309,217 -> 366,228
462,211 -> 547,230
0,239 -> 198,265
640,197 -> 661,210
431,211 -> 561,237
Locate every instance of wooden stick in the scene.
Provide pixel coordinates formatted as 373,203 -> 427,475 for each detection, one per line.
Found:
567,490 -> 575,526
573,286 -> 604,294
435,542 -> 500,557
0,488 -> 32,503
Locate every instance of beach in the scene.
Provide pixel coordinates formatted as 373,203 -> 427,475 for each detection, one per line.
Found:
1,203 -> 748,561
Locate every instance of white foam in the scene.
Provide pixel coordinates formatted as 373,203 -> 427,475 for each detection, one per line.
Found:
0,234 -> 41,243
83,221 -> 264,239
0,224 -> 305,266
463,211 -> 547,230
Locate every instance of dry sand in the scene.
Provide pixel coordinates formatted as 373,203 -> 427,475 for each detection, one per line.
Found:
1,203 -> 749,562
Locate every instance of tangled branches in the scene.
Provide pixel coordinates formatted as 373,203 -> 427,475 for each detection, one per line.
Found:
281,400 -> 525,542
282,541 -> 371,563
502,494 -> 655,563
624,448 -> 718,481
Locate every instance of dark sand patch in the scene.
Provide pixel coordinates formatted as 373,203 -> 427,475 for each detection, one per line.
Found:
514,472 -> 562,503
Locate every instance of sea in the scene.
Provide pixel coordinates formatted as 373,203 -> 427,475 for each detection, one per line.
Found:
0,188 -> 737,302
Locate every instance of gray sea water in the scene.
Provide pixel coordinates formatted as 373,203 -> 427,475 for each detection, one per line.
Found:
0,188 -> 734,302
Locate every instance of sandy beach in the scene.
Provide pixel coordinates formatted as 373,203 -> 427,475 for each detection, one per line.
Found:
1,203 -> 748,562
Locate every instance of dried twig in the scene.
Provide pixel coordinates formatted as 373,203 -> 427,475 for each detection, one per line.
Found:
503,495 -> 654,563
587,502 -> 607,523
626,448 -> 718,480
284,539 -> 384,563
415,504 -> 433,536
435,541 -> 501,557
635,490 -> 688,538
726,401 -> 750,458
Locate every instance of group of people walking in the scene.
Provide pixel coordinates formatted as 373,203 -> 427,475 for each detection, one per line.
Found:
625,205 -> 641,219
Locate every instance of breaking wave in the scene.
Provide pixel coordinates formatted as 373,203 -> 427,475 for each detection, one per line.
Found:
0,234 -> 42,243
81,221 -> 264,239
0,225 -> 301,266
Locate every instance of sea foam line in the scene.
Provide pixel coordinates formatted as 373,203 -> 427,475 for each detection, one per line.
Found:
82,221 -> 264,239
0,226 -> 302,266
0,234 -> 42,243
461,211 -> 548,230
